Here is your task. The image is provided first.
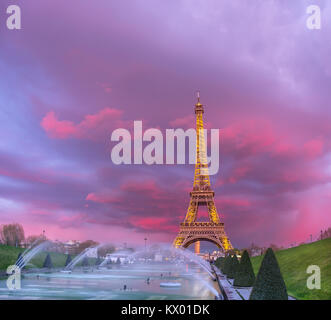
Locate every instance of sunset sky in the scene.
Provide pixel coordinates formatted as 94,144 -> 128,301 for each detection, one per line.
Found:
0,0 -> 331,249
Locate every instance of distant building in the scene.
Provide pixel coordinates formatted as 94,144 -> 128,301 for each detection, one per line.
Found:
106,253 -> 127,264
251,248 -> 263,257
154,254 -> 163,262
85,247 -> 98,258
63,240 -> 81,254
209,250 -> 225,261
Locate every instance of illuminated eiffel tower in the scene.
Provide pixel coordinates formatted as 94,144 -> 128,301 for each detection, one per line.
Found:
173,93 -> 233,251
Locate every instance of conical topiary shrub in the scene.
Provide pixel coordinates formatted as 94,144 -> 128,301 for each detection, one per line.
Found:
95,257 -> 101,265
233,250 -> 255,287
215,257 -> 225,270
65,254 -> 72,267
43,253 -> 53,268
249,248 -> 288,300
222,255 -> 232,275
227,254 -> 239,279
81,256 -> 89,267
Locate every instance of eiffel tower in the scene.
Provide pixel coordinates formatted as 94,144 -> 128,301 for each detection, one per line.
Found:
173,93 -> 233,251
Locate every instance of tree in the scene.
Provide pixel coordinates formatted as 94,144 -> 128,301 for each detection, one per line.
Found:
249,248 -> 288,300
0,223 -> 25,247
43,253 -> 53,268
269,243 -> 280,252
319,227 -> 331,240
98,244 -> 115,257
77,240 -> 99,254
227,254 -> 239,279
25,235 -> 46,247
222,255 -> 232,275
233,250 -> 255,287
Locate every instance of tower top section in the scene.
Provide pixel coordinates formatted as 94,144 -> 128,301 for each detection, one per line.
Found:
195,90 -> 204,114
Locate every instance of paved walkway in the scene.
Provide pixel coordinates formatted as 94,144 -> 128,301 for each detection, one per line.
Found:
213,266 -> 242,300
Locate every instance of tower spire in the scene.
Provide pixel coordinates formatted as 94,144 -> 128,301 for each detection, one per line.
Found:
195,90 -> 203,108
173,93 -> 233,252
196,90 -> 200,104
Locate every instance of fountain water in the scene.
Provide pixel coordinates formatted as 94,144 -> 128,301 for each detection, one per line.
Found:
99,257 -> 109,267
190,270 -> 221,298
64,244 -> 102,270
15,240 -> 52,269
176,248 -> 215,279
99,249 -> 132,267
124,244 -> 216,280
5,242 -> 223,300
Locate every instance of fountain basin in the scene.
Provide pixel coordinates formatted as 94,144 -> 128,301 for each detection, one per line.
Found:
160,282 -> 182,288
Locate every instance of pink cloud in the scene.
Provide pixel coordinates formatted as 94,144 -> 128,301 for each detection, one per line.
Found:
86,192 -> 117,204
41,108 -> 125,140
169,115 -> 195,129
0,168 -> 51,185
41,111 -> 77,139
227,166 -> 251,184
303,138 -> 324,159
129,217 -> 178,233
221,118 -> 276,157
96,82 -> 112,93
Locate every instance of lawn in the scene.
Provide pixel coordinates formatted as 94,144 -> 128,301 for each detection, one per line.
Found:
0,245 -> 24,271
251,238 -> 331,300
0,245 -> 97,270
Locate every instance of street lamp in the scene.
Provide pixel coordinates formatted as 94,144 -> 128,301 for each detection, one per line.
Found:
144,238 -> 148,263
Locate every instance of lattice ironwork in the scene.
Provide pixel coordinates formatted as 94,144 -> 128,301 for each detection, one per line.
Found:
173,93 -> 233,252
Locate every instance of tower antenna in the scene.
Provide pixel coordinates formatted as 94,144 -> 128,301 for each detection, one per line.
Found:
196,90 -> 200,103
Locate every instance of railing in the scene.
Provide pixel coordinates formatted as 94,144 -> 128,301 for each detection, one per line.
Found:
180,222 -> 224,227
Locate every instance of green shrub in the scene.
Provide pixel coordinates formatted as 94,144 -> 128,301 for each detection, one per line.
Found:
81,256 -> 89,267
234,250 -> 255,287
95,257 -> 101,265
215,257 -> 225,270
65,254 -> 72,267
222,255 -> 232,275
250,248 -> 288,300
42,253 -> 53,268
227,254 -> 239,279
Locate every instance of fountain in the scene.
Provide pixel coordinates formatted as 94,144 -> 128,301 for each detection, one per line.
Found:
4,242 -> 223,300
124,244 -> 216,281
15,240 -> 52,269
64,244 -> 102,270
98,250 -> 132,267
175,247 -> 215,280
